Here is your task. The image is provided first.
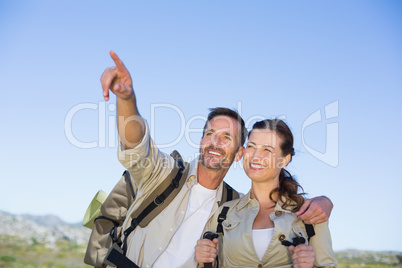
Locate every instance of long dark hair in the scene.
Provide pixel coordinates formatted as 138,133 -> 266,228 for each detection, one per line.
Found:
249,119 -> 305,212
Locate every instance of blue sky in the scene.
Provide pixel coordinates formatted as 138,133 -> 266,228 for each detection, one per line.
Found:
1,0 -> 401,252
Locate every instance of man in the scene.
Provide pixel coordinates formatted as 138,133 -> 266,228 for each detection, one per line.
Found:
100,51 -> 333,267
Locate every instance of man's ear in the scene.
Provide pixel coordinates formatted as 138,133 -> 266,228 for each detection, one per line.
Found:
199,137 -> 204,153
234,146 -> 245,162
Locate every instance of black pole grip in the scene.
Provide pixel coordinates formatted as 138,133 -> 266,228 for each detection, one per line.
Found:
203,232 -> 219,268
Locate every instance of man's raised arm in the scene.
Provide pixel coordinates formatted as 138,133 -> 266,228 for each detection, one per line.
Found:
100,50 -> 145,149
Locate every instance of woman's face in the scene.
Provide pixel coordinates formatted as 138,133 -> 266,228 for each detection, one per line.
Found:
243,129 -> 289,183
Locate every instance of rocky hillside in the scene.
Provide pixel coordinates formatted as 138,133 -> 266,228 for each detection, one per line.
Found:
0,210 -> 91,268
0,210 -> 90,247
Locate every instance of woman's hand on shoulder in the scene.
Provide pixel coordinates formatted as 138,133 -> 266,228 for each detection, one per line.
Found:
195,238 -> 219,268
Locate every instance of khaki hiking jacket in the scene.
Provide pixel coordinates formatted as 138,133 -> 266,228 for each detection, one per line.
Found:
201,192 -> 337,268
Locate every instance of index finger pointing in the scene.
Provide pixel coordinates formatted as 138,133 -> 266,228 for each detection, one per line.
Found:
109,50 -> 128,72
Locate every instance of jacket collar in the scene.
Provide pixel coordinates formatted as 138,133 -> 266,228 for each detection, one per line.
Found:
236,191 -> 296,214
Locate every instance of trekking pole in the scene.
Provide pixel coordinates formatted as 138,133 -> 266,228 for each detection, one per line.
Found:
203,231 -> 219,268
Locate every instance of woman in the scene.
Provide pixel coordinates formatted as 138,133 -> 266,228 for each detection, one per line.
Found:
195,119 -> 337,268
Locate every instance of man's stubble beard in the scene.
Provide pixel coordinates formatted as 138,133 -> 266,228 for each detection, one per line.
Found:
199,145 -> 234,171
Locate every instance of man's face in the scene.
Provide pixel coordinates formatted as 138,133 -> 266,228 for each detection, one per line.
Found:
199,115 -> 242,170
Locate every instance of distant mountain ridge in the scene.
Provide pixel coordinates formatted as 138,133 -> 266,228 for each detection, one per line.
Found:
0,210 -> 78,225
20,212 -> 81,228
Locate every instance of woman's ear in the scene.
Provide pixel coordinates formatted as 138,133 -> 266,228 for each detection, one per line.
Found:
279,154 -> 291,168
234,146 -> 245,162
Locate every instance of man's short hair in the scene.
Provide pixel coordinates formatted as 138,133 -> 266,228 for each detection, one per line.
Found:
202,107 -> 247,147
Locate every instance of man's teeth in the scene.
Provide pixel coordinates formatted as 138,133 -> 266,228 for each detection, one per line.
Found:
209,151 -> 221,156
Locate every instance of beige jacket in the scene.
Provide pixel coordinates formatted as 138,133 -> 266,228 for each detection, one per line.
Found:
202,192 -> 337,268
117,122 -> 227,268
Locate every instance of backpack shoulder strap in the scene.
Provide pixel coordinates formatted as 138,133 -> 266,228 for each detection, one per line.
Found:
123,170 -> 136,199
121,150 -> 189,249
132,150 -> 188,228
214,182 -> 239,235
304,223 -> 315,242
216,206 -> 230,234
220,181 -> 239,205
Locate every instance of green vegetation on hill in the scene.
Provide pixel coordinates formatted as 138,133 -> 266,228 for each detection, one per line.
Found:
1,234 -> 401,268
335,250 -> 402,268
0,235 -> 90,268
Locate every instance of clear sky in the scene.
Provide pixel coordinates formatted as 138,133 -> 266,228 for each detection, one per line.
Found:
1,0 -> 401,252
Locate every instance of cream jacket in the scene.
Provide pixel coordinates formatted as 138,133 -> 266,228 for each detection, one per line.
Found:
202,192 -> 337,268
